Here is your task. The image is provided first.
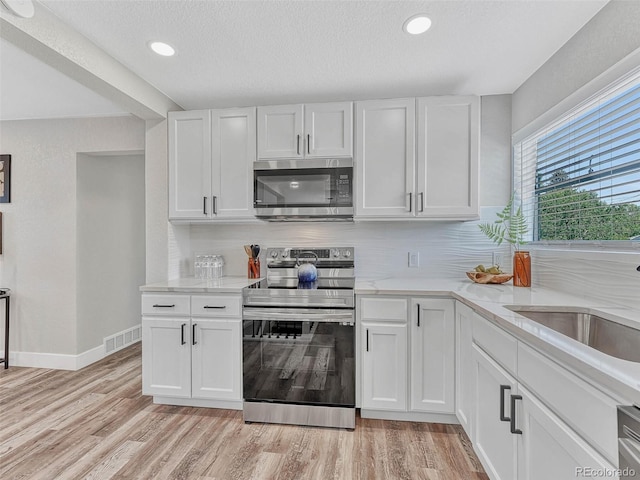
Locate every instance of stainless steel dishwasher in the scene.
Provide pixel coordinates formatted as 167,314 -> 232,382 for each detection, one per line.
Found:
618,406 -> 640,478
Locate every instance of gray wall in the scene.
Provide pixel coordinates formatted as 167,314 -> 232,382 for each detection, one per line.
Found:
512,0 -> 640,134
76,153 -> 145,353
0,116 -> 145,357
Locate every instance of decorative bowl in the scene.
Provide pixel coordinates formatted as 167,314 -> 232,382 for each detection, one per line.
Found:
466,271 -> 513,284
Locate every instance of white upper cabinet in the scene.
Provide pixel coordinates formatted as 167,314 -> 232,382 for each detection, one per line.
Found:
416,95 -> 479,219
256,104 -> 304,159
355,96 -> 479,220
168,108 -> 256,221
211,107 -> 256,218
355,98 -> 416,217
168,110 -> 212,219
257,102 -> 353,159
304,102 -> 353,157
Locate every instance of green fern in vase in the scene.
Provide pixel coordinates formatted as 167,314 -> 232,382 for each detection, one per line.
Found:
479,194 -> 529,251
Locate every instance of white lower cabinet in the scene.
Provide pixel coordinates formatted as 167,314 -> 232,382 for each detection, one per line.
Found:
142,293 -> 242,406
473,343 -> 518,480
455,301 -> 475,436
517,385 -> 615,480
410,298 -> 455,413
191,319 -> 242,400
361,321 -> 407,410
472,313 -> 619,480
142,317 -> 192,398
358,296 -> 455,417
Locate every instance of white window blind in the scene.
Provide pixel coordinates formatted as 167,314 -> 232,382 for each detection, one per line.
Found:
514,68 -> 640,242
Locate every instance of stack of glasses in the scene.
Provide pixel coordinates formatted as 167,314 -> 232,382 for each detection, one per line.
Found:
194,255 -> 224,280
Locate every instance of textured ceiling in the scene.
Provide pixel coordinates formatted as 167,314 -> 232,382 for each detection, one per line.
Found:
1,0 -> 609,120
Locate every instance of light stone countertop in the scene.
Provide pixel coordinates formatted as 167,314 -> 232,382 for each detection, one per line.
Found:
356,276 -> 640,406
140,276 -> 261,294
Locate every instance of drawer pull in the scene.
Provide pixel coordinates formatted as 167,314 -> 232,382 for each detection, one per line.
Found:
500,385 -> 511,421
510,394 -> 523,435
153,304 -> 175,308
204,305 -> 226,309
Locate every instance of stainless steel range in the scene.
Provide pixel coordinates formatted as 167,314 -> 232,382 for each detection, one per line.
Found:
242,247 -> 355,429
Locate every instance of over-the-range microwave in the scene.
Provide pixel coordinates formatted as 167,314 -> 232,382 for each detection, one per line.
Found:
253,158 -> 353,221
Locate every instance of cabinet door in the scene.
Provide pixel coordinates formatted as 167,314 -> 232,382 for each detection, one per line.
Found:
410,298 -> 455,413
142,317 -> 191,397
355,98 -> 416,217
516,385 -> 617,480
168,110 -> 212,219
191,318 -> 242,401
211,107 -> 256,218
416,96 -> 479,219
304,102 -> 353,157
361,322 -> 407,411
473,344 -> 518,480
257,104 -> 304,159
455,302 -> 475,436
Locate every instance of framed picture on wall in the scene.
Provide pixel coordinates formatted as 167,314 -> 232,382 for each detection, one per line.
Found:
0,155 -> 10,203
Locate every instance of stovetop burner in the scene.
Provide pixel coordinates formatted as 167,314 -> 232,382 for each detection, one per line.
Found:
243,246 -> 355,309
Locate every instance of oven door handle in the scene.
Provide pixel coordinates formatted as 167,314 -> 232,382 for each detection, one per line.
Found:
242,308 -> 354,323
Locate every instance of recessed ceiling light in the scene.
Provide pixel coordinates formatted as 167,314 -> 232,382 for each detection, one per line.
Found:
403,15 -> 432,35
149,41 -> 175,57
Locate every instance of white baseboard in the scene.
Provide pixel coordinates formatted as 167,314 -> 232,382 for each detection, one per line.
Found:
11,348 -> 101,371
6,325 -> 141,371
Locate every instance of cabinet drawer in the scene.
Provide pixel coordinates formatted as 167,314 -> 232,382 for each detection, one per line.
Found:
141,294 -> 190,316
359,296 -> 408,322
191,295 -> 241,317
472,314 -> 517,376
517,343 -> 619,464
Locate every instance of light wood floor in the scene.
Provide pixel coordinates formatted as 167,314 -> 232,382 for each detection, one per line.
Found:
0,343 -> 488,480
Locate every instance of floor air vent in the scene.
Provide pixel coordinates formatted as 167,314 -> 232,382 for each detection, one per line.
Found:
104,325 -> 141,355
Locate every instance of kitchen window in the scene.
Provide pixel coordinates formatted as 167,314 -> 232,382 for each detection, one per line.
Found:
514,67 -> 640,245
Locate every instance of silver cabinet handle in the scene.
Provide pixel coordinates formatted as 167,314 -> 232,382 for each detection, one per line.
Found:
152,304 -> 175,308
203,196 -> 207,215
297,134 -> 301,155
419,192 -> 425,212
417,304 -> 421,327
181,323 -> 186,345
408,192 -> 413,212
366,328 -> 369,352
212,195 -> 218,215
204,305 -> 226,309
307,134 -> 311,154
192,323 -> 197,345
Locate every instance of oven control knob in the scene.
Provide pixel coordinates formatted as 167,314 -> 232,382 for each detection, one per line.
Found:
271,250 -> 279,258
331,249 -> 340,258
342,250 -> 352,258
282,249 -> 289,258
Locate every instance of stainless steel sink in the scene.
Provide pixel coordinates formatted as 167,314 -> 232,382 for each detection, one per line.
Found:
504,306 -> 640,363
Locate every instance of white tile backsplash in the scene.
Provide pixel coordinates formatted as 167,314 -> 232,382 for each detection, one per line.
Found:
177,207 -> 511,281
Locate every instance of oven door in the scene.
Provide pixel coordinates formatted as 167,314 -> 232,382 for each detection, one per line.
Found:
242,307 -> 355,408
253,158 -> 353,218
